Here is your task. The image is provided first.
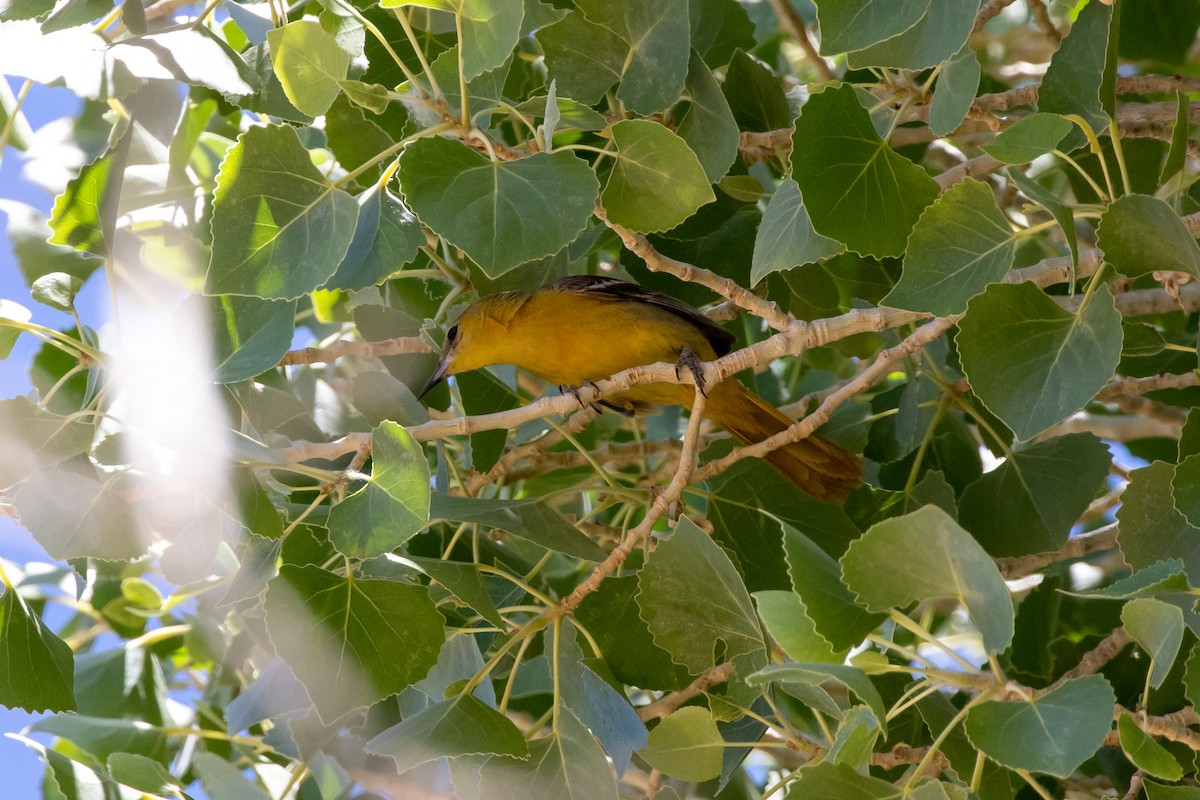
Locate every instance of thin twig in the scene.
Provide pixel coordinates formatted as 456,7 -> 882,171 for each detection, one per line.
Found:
278,337 -> 432,365
637,662 -> 736,721
994,523 -> 1120,581
767,0 -> 836,82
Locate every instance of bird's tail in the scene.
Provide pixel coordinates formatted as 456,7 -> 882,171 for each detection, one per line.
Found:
705,379 -> 862,502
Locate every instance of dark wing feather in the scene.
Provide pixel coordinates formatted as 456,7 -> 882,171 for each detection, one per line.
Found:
549,275 -> 736,356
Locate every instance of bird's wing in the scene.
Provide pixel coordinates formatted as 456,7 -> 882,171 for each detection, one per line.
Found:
549,275 -> 736,356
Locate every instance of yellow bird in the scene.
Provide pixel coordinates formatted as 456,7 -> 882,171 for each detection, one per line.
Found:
420,276 -> 861,501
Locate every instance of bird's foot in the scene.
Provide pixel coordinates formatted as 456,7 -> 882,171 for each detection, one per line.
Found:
675,346 -> 707,397
559,380 -> 602,411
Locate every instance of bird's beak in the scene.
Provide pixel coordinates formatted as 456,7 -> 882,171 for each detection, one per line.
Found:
418,352 -> 452,400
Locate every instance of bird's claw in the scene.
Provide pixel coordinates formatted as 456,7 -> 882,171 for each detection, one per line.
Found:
675,346 -> 707,397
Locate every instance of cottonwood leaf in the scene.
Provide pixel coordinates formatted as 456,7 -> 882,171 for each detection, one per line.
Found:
430,493 -> 605,561
328,421 -> 430,558
883,178 -> 1016,316
965,675 -> 1115,778
981,113 -> 1073,164
812,0 -> 930,55
639,706 -> 723,782
367,694 -> 529,773
397,137 -> 598,278
841,505 -> 1014,654
1097,193 -> 1200,281
0,586 -> 75,712
1123,598 -> 1185,689
264,564 -> 444,722
205,124 -> 358,298
846,0 -> 975,71
956,282 -> 1122,442
791,83 -> 939,258
386,1 -> 523,80
751,178 -> 844,285
637,517 -> 766,675
600,119 -> 715,233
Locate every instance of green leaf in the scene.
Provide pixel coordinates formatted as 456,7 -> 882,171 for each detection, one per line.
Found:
536,11 -> 624,106
107,753 -> 181,794
639,706 -> 724,782
688,0 -> 755,67
677,49 -> 738,183
397,137 -> 598,278
637,517 -> 766,675
1008,168 -> 1079,278
368,693 -> 529,773
192,751 -> 272,800
199,294 -> 296,383
0,397 -> 94,488
791,83 -> 940,258
326,186 -> 423,292
1121,0 -> 1200,68
750,178 -> 844,286
981,113 -> 1073,165
748,663 -> 887,734
883,178 -> 1017,316
847,0 -> 976,71
1163,90 -> 1190,188
430,493 -> 606,560
784,760 -> 898,799
1123,598 -> 1185,689
1037,0 -> 1114,143
721,49 -> 791,132
406,557 -> 505,628
455,369 -> 518,472
554,621 -> 647,775
48,129 -> 131,258
841,505 -> 1015,654
0,586 -> 75,712
30,272 -> 82,312
958,433 -> 1111,557
225,658 -> 309,733
205,124 -> 359,298
826,705 -> 882,768
964,675 -> 1116,778
754,590 -> 841,663
328,422 -> 430,558
1173,452 -> 1200,528
929,43 -> 980,136
956,282 -> 1123,442
108,29 -> 257,96
1120,463 -> 1200,582
338,79 -> 390,113
600,119 -> 715,234
1098,193 -> 1200,281
1067,559 -> 1188,599
577,0 -> 689,114
263,564 -> 445,721
13,469 -> 145,561
388,1 -> 524,81
575,575 -> 692,691
1119,713 -> 1184,781
813,0 -> 931,55
536,0 -> 689,114
782,524 -> 886,651
463,707 -> 618,800
266,20 -> 351,117
1184,641 -> 1200,709
30,714 -> 164,760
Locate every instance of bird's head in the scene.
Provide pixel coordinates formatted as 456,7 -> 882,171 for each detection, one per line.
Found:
417,295 -> 520,399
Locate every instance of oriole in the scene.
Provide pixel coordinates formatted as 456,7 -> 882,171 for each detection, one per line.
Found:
419,276 -> 861,501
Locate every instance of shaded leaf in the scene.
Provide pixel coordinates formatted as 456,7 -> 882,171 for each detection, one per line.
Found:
397,137 -> 598,278
883,178 -> 1016,316
0,586 -> 75,713
1098,193 -> 1200,281
430,493 -> 605,560
964,675 -> 1115,778
1122,598 -> 1185,689
328,421 -> 430,558
601,119 -> 715,233
264,564 -> 445,721
841,505 -> 1014,654
791,83 -> 939,258
367,694 -> 529,773
751,178 -> 844,286
957,282 -> 1122,441
637,517 -> 765,675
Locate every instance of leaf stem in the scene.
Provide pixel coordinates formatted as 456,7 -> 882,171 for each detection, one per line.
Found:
889,609 -> 980,674
393,7 -> 443,100
1108,119 -> 1132,197
0,79 -> 31,173
1051,147 -> 1108,203
334,121 -> 454,189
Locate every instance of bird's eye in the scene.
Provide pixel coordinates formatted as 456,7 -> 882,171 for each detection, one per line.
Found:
446,324 -> 459,344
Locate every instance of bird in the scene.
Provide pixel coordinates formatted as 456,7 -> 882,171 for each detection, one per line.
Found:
419,275 -> 861,501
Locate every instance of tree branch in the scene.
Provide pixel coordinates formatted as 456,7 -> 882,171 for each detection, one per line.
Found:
994,523 -> 1120,580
